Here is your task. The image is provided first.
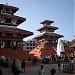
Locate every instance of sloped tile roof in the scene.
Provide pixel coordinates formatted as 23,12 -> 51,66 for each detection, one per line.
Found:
37,26 -> 58,31
0,26 -> 33,35
33,32 -> 63,39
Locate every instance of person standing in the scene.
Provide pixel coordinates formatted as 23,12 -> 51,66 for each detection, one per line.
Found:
21,60 -> 25,72
0,66 -> 2,75
11,60 -> 21,75
50,69 -> 56,75
57,57 -> 61,71
38,65 -> 46,75
0,69 -> 2,75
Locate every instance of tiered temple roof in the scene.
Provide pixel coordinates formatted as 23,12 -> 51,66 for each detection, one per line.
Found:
0,3 -> 33,60
0,4 -> 33,39
33,20 -> 64,41
0,4 -> 19,14
37,25 -> 58,31
34,32 -> 63,40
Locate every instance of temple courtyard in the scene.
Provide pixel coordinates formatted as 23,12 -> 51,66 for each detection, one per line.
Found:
1,63 -> 75,75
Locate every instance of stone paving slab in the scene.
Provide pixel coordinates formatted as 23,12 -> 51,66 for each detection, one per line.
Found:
1,64 -> 75,75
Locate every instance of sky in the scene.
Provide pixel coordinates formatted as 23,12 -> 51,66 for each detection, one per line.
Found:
0,0 -> 74,41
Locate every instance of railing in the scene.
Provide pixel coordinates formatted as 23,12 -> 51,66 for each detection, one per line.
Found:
63,62 -> 75,70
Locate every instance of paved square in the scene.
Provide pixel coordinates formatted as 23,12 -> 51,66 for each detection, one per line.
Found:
1,64 -> 75,75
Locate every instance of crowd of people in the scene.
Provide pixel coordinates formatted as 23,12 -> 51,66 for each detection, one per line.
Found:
0,56 -> 26,75
0,54 -> 75,75
0,55 -> 57,75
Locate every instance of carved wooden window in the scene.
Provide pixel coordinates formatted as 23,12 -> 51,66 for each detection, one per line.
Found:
11,19 -> 17,25
6,18 -> 11,23
1,8 -> 6,13
9,9 -> 12,13
0,17 -> 6,23
13,33 -> 17,37
1,8 -> 12,14
2,33 -> 5,36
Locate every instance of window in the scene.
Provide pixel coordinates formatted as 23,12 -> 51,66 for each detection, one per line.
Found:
30,41 -> 32,42
33,41 -> 35,43
27,44 -> 29,46
5,18 -> 11,23
33,44 -> 35,46
1,8 -> 12,15
0,18 -> 6,23
11,19 -> 17,25
27,47 -> 29,50
30,47 -> 32,49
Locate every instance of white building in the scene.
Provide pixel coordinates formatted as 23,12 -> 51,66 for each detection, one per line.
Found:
23,39 -> 37,51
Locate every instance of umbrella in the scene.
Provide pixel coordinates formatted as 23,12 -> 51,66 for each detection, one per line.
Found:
57,39 -> 64,56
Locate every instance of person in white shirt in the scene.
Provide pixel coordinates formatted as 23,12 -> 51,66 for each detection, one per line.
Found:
38,65 -> 46,75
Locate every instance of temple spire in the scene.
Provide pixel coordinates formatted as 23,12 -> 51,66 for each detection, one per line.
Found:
5,0 -> 9,5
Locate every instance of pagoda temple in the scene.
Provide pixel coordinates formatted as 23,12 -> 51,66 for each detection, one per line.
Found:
0,4 -> 33,60
29,20 -> 64,58
34,20 -> 64,44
